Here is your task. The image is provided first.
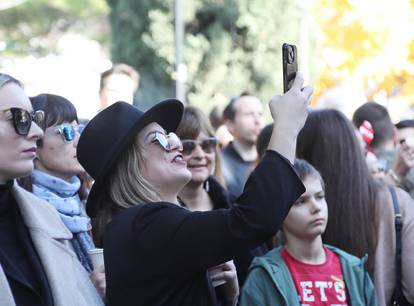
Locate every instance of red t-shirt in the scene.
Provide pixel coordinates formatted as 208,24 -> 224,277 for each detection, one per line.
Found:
281,247 -> 348,306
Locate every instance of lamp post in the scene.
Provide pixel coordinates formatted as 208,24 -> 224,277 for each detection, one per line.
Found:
174,0 -> 187,102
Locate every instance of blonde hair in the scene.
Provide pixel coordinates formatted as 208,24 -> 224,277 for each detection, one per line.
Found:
92,136 -> 161,246
109,138 -> 161,207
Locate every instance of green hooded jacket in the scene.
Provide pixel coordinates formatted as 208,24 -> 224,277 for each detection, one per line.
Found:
240,245 -> 377,306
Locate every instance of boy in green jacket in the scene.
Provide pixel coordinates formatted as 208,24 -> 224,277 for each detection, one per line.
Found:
240,159 -> 377,306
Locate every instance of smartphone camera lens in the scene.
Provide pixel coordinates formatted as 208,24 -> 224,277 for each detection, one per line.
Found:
287,46 -> 295,64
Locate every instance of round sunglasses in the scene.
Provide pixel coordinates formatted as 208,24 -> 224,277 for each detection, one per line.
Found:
53,123 -> 85,143
181,137 -> 218,155
1,107 -> 44,136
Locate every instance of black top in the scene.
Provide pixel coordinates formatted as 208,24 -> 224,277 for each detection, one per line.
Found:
0,181 -> 53,306
185,176 -> 270,287
104,151 -> 305,306
221,142 -> 256,198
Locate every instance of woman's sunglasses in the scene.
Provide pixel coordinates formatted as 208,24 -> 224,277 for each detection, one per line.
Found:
1,107 -> 44,136
152,132 -> 182,152
54,123 -> 85,143
181,138 -> 218,155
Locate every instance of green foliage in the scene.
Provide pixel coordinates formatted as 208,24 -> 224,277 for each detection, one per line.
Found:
108,0 -> 302,111
0,0 -> 108,56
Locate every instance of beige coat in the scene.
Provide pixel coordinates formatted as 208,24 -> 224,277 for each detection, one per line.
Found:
0,184 -> 103,306
375,186 -> 414,306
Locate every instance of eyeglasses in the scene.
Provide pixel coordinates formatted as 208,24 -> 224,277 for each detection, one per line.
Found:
54,123 -> 85,143
181,137 -> 218,155
152,132 -> 182,152
1,107 -> 44,136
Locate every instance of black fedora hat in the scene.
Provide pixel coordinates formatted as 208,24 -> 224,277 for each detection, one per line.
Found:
77,99 -> 184,217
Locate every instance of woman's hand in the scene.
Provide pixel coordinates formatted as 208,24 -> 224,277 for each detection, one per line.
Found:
209,260 -> 239,306
270,72 -> 313,133
90,265 -> 106,301
267,72 -> 313,162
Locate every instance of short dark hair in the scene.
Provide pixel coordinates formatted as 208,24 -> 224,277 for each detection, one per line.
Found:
222,91 -> 255,122
293,159 -> 325,190
352,102 -> 394,149
30,93 -> 79,131
395,119 -> 414,130
99,63 -> 140,93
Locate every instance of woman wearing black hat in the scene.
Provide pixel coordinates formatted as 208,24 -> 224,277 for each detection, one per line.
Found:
77,73 -> 313,306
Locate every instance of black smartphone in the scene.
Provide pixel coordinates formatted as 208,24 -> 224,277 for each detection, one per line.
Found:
282,43 -> 298,93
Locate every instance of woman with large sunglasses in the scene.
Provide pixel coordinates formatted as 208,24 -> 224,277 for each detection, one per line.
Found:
0,73 -> 103,306
77,73 -> 312,306
19,93 -> 96,274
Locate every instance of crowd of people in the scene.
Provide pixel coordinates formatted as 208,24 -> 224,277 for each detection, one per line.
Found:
0,65 -> 413,306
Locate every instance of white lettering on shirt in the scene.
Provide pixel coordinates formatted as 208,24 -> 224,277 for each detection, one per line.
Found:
334,281 -> 346,302
300,281 -> 315,302
315,281 -> 328,301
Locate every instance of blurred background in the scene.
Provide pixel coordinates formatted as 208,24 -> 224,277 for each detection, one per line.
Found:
1,0 -> 414,120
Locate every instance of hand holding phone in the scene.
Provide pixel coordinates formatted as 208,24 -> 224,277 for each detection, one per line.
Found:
282,43 -> 298,93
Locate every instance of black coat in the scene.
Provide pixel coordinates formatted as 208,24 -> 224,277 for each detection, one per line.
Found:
196,176 -> 272,287
103,151 -> 305,306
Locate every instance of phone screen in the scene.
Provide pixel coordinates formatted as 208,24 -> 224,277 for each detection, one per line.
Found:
282,43 -> 298,93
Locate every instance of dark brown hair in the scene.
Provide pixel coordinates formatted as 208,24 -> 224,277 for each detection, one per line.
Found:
297,109 -> 379,274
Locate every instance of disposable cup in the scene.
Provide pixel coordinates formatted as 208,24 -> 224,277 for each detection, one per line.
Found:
88,248 -> 104,270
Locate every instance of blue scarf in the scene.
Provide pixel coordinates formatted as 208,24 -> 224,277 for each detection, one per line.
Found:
31,170 -> 94,272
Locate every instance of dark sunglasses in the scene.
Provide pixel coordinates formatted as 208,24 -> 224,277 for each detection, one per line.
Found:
1,107 -> 44,136
181,137 -> 218,155
53,123 -> 85,143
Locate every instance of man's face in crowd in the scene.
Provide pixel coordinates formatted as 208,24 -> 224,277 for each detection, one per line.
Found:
227,96 -> 265,146
99,73 -> 136,109
397,127 -> 414,146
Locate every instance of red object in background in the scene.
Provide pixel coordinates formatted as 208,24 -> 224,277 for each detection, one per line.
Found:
359,120 -> 374,146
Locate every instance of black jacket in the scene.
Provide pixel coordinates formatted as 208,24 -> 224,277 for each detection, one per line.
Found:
103,151 -> 305,306
199,176 -> 271,287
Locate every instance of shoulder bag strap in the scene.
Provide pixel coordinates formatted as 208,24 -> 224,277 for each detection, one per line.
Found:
389,186 -> 403,306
